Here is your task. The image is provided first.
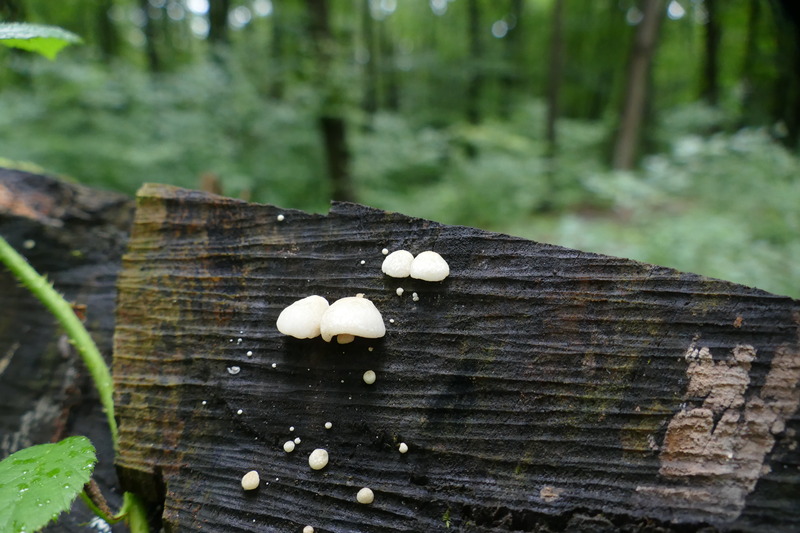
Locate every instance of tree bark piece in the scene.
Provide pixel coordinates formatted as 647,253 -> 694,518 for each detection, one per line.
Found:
114,184 -> 800,532
0,168 -> 134,532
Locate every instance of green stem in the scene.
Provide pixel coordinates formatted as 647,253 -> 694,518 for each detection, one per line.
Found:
121,492 -> 149,533
0,235 -> 119,450
80,491 -> 149,532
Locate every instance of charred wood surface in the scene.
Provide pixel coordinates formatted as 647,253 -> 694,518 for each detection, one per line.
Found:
0,168 -> 134,532
113,184 -> 800,532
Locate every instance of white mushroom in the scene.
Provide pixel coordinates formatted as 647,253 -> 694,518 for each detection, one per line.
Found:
276,295 -> 329,339
398,442 -> 408,454
356,487 -> 374,504
241,470 -> 260,490
283,440 -> 295,453
409,251 -> 449,282
320,295 -> 385,343
308,448 -> 329,470
381,250 -> 414,278
363,370 -> 376,385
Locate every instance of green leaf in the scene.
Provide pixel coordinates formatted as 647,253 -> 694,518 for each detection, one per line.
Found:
0,437 -> 96,533
0,23 -> 82,60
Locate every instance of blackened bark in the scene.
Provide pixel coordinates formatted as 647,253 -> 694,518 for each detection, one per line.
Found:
0,169 -> 136,532
114,183 -> 800,532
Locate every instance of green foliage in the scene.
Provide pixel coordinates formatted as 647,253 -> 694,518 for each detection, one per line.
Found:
0,23 -> 81,60
1,53 -> 798,299
0,437 -> 96,533
0,54 -> 328,211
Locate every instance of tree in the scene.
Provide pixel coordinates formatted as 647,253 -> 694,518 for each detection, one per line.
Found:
499,0 -> 524,118
545,0 -> 565,157
208,0 -> 231,45
465,0 -> 483,125
361,0 -> 378,118
612,0 -> 665,170
700,0 -> 720,106
771,0 -> 800,149
306,0 -> 355,202
95,0 -> 120,61
137,0 -> 161,72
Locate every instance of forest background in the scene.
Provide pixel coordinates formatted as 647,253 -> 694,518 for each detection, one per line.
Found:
0,0 -> 798,298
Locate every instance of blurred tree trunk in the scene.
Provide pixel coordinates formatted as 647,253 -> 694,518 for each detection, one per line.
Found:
545,0 -> 565,158
208,0 -> 231,45
379,21 -> 399,111
700,0 -> 720,106
95,0 -> 120,61
137,0 -> 161,72
362,0 -> 378,119
466,0 -> 483,125
0,0 -> 25,20
306,0 -> 356,202
269,1 -> 285,99
612,0 -> 664,171
499,0 -> 524,118
739,0 -> 759,126
772,0 -> 800,150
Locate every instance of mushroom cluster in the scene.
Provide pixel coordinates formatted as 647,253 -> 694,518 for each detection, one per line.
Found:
276,294 -> 385,344
381,250 -> 449,282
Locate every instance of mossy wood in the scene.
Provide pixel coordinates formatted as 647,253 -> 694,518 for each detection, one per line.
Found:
0,168 -> 133,532
114,184 -> 800,532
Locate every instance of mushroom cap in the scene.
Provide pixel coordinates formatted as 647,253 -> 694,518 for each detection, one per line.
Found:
320,296 -> 386,342
308,448 -> 329,470
356,487 -> 375,504
276,295 -> 329,339
381,250 -> 414,278
409,251 -> 450,282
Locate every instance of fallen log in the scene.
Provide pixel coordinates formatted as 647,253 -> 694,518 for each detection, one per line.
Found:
113,184 -> 800,532
0,168 -> 134,532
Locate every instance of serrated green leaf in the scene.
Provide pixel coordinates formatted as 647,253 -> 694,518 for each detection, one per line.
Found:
0,23 -> 81,60
0,436 -> 96,533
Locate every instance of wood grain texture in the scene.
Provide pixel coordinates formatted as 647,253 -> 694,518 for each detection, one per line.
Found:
114,183 -> 800,532
0,168 -> 134,532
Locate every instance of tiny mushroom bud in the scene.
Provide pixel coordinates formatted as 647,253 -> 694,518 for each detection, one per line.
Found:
320,295 -> 385,343
381,250 -> 414,278
308,448 -> 329,470
356,487 -> 374,504
410,251 -> 450,282
303,527 -> 315,533
283,440 -> 296,453
276,295 -> 329,339
398,442 -> 409,454
363,370 -> 376,385
241,470 -> 260,490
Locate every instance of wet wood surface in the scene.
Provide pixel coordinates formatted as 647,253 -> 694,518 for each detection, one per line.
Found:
114,183 -> 800,532
0,168 -> 134,532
